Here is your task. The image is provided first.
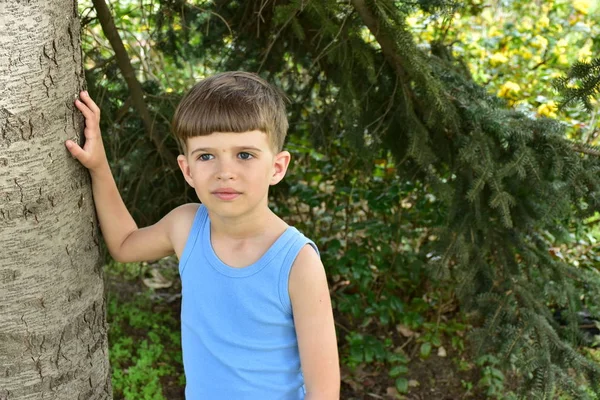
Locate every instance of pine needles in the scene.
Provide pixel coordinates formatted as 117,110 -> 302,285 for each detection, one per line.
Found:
554,57 -> 600,112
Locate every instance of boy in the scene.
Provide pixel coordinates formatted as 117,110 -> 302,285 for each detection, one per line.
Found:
65,72 -> 340,399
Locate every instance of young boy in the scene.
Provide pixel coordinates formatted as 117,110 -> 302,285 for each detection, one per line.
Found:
65,71 -> 340,399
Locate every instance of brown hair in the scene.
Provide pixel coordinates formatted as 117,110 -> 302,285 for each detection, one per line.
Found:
172,71 -> 289,152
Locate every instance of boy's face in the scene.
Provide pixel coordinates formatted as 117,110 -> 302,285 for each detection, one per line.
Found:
177,130 -> 290,219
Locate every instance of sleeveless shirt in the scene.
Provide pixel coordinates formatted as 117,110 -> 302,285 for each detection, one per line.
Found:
178,205 -> 317,399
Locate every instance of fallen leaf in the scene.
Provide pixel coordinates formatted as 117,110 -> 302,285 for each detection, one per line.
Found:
437,346 -> 447,357
386,387 -> 399,397
396,324 -> 415,337
142,269 -> 173,289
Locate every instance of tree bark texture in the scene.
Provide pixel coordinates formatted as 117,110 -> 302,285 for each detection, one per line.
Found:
0,1 -> 112,399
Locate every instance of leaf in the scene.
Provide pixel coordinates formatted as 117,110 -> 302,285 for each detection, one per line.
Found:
491,368 -> 505,380
389,365 -> 408,377
420,342 -> 432,359
395,377 -> 409,394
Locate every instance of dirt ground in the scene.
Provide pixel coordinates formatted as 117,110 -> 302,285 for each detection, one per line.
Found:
341,356 -> 484,399
106,261 -> 487,400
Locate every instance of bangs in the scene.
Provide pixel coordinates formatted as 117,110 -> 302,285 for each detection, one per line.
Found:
173,95 -> 271,139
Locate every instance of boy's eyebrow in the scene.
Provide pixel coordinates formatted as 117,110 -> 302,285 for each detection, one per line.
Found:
190,147 -> 213,155
190,146 -> 263,155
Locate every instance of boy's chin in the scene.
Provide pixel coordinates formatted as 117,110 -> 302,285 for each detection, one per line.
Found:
203,199 -> 269,220
203,199 -> 245,216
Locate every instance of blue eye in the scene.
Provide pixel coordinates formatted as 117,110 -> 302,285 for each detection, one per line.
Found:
238,152 -> 253,160
198,154 -> 213,161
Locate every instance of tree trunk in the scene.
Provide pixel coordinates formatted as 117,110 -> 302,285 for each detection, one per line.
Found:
0,1 -> 112,399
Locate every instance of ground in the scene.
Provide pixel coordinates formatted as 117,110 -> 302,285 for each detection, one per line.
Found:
105,258 -> 489,400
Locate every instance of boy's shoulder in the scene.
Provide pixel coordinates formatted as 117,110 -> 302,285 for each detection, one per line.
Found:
167,202 -> 201,258
170,202 -> 201,222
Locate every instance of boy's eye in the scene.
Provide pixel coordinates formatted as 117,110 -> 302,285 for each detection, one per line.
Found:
238,152 -> 253,160
198,154 -> 214,161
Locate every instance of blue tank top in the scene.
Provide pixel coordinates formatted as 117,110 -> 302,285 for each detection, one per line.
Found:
178,205 -> 317,399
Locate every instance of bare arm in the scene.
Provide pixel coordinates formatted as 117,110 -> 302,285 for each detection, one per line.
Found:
289,245 -> 340,399
65,91 -> 180,262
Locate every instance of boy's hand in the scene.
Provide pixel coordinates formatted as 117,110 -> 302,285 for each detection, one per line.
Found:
65,91 -> 109,173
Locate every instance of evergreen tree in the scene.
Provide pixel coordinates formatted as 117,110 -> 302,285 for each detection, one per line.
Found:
88,0 -> 600,396
201,2 -> 600,396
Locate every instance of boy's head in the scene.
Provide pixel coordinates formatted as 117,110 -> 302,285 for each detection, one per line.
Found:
172,71 -> 289,153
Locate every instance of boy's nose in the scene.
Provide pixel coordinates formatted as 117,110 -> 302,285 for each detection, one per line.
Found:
216,170 -> 235,180
215,160 -> 236,180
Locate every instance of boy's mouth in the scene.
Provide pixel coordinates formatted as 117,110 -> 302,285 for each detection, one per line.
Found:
212,188 -> 241,201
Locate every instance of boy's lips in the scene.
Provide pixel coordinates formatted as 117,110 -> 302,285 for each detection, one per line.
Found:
212,188 -> 241,201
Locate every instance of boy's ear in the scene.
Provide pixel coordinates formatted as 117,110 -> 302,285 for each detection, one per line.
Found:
270,150 -> 291,186
177,154 -> 195,188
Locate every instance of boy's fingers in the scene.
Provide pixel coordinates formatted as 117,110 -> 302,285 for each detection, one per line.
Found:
75,99 -> 95,120
84,126 -> 100,140
65,140 -> 89,163
80,91 -> 100,114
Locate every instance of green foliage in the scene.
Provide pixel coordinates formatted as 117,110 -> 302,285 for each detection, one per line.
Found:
475,355 -> 510,399
106,262 -> 183,400
80,0 -> 600,397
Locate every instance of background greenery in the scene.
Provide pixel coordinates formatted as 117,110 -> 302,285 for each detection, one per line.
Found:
79,0 -> 600,398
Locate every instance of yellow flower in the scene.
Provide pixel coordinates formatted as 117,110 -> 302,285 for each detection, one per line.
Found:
497,81 -> 521,99
558,53 -> 569,65
490,53 -> 509,66
578,43 -> 593,62
488,26 -> 503,38
537,16 -> 550,29
519,17 -> 533,31
573,0 -> 591,14
538,101 -> 558,118
422,28 -> 434,42
531,35 -> 548,50
482,9 -> 494,23
406,16 -> 419,27
556,38 -> 568,48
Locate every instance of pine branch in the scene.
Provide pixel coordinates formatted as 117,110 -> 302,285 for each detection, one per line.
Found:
571,142 -> 600,157
350,0 -> 460,136
554,57 -> 600,112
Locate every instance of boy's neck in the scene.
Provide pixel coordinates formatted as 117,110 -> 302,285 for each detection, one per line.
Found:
208,205 -> 284,240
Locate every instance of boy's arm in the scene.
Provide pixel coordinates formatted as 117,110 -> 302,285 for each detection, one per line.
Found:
289,245 -> 340,400
65,91 -> 181,263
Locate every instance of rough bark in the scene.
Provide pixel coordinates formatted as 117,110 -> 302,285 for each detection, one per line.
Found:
0,1 -> 112,399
